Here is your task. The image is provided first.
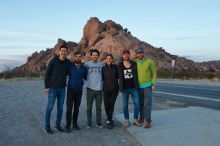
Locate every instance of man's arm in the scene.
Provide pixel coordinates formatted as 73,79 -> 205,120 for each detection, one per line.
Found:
150,60 -> 157,90
44,59 -> 54,93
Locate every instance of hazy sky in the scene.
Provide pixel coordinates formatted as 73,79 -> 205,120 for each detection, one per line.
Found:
0,0 -> 220,69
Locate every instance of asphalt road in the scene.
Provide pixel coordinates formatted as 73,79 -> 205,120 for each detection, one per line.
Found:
154,80 -> 220,109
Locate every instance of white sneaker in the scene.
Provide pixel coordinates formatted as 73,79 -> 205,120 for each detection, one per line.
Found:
96,124 -> 103,128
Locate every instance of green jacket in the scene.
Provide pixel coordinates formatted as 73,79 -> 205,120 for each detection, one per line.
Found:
135,58 -> 157,87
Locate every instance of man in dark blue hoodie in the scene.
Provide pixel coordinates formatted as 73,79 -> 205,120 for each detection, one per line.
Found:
65,51 -> 87,132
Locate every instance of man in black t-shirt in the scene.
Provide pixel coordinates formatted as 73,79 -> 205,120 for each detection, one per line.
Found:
118,49 -> 141,128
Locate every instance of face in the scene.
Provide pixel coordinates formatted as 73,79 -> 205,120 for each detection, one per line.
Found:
91,52 -> 99,62
59,48 -> 68,59
137,52 -> 144,60
122,53 -> 130,61
105,56 -> 113,65
74,54 -> 82,63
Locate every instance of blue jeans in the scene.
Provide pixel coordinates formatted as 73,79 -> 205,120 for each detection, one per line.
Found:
139,87 -> 152,122
45,88 -> 65,128
122,88 -> 140,120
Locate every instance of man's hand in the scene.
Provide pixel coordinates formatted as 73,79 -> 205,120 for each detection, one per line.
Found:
44,88 -> 50,94
152,85 -> 156,91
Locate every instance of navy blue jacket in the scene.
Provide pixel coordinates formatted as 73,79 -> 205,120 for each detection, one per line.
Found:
67,62 -> 87,90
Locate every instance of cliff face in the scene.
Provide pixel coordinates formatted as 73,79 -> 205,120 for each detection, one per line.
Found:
15,17 -> 220,73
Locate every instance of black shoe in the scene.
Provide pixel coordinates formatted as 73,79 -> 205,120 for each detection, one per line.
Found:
107,123 -> 113,129
45,127 -> 53,134
55,125 -> 64,132
87,124 -> 92,129
110,120 -> 114,126
65,128 -> 71,133
73,125 -> 81,130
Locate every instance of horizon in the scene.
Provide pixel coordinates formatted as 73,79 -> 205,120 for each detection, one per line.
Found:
0,0 -> 220,71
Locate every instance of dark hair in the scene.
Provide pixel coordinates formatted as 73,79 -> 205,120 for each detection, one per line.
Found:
60,45 -> 68,51
90,49 -> 100,56
105,53 -> 113,59
74,51 -> 82,56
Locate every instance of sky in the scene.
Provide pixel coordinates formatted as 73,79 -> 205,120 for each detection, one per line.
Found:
0,0 -> 220,71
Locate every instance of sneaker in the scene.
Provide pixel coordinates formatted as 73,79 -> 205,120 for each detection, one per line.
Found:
145,121 -> 151,128
44,127 -> 53,134
87,124 -> 92,129
55,125 -> 64,132
96,124 -> 103,128
138,118 -> 144,124
133,120 -> 142,127
111,120 -> 114,125
106,122 -> 113,129
73,124 -> 81,130
124,121 -> 130,128
65,128 -> 71,133
133,122 -> 141,127
106,120 -> 111,124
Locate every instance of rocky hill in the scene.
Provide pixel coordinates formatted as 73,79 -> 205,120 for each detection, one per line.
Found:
14,17 -> 220,74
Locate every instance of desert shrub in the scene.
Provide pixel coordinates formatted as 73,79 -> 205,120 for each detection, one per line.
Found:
0,69 -> 39,79
206,72 -> 216,79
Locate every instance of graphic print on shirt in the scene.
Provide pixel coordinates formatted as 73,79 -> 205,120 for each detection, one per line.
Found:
88,66 -> 102,74
124,69 -> 133,79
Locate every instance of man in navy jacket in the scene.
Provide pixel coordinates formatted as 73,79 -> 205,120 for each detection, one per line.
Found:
65,51 -> 87,132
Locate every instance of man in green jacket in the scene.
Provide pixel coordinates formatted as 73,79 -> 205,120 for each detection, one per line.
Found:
135,47 -> 157,128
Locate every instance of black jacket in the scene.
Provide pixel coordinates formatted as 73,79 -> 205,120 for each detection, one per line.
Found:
118,60 -> 139,92
44,56 -> 70,89
102,64 -> 119,92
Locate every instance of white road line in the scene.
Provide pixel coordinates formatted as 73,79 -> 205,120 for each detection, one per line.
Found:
157,84 -> 220,91
154,91 -> 220,102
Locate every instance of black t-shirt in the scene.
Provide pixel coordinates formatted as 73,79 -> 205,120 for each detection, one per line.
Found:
122,64 -> 135,89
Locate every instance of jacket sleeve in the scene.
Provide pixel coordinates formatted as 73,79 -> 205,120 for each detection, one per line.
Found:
115,64 -> 119,79
44,59 -> 54,88
132,61 -> 139,88
118,63 -> 123,91
83,66 -> 88,80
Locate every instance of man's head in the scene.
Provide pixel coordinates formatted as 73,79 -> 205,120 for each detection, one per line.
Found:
136,47 -> 144,60
90,49 -> 100,62
122,49 -> 130,61
74,51 -> 82,64
59,45 -> 68,60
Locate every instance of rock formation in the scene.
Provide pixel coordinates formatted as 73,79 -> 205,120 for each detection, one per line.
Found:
14,17 -> 220,74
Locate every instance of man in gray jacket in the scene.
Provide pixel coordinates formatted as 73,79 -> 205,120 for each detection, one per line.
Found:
85,49 -> 104,128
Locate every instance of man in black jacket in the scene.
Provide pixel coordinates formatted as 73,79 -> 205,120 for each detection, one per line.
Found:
44,45 -> 70,134
118,49 -> 141,128
102,54 -> 119,129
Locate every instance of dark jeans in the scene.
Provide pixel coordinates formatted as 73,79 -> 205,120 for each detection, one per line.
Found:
87,88 -> 102,125
66,88 -> 82,128
45,88 -> 65,128
139,87 -> 152,122
103,90 -> 119,121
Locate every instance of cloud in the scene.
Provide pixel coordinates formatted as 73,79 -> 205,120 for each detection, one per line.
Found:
0,45 -> 48,49
0,30 -> 53,41
182,55 -> 220,62
0,54 -> 29,61
154,34 -> 220,41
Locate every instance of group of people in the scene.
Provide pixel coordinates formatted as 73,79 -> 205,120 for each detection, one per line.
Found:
43,45 -> 157,134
